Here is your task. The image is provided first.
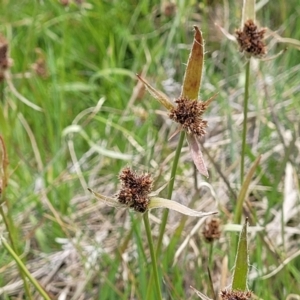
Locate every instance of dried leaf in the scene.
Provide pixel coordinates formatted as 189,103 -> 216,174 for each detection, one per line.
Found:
136,74 -> 174,110
186,134 -> 208,177
190,286 -> 213,300
215,22 -> 237,41
149,181 -> 169,197
205,93 -> 218,106
268,29 -> 300,50
149,197 -> 217,217
87,188 -> 127,208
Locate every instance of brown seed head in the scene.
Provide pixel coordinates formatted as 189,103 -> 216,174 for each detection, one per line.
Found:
235,19 -> 267,57
0,35 -> 9,81
202,217 -> 221,243
220,289 -> 252,300
117,167 -> 153,213
169,97 -> 210,137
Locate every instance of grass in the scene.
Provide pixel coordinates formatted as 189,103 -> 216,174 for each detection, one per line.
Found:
1,0 -> 300,299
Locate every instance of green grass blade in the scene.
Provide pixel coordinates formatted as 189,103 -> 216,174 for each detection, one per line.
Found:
232,218 -> 249,291
234,155 -> 261,225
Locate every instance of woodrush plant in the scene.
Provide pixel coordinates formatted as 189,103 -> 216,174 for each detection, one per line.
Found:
0,1 -> 298,299
137,26 -> 216,254
89,26 -> 219,299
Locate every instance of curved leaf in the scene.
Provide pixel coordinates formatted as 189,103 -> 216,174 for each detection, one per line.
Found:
186,134 -> 209,177
88,188 -> 127,208
136,74 -> 174,110
181,26 -> 204,100
149,197 -> 217,217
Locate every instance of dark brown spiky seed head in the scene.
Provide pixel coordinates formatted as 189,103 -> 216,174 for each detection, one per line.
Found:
0,35 -> 9,81
117,167 -> 153,213
235,19 -> 267,58
169,97 -> 210,137
202,217 -> 221,243
220,289 -> 252,300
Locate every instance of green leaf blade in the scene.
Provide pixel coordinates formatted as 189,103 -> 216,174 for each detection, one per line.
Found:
232,218 -> 249,291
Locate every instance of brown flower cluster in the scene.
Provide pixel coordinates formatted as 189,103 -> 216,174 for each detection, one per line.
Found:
116,167 -> 153,213
0,35 -> 9,82
202,218 -> 221,243
169,97 -> 210,137
235,19 -> 267,57
220,290 -> 252,300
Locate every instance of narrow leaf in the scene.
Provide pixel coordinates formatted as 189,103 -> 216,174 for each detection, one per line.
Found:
234,155 -> 261,224
232,218 -> 249,291
149,197 -> 217,217
136,74 -> 174,110
241,0 -> 255,26
87,188 -> 127,208
190,286 -> 213,300
268,29 -> 300,50
205,93 -> 218,107
186,134 -> 209,177
181,26 -> 204,100
149,182 -> 169,197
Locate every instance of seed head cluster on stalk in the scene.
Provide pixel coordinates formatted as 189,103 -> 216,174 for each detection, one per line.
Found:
89,167 -> 217,217
117,167 -> 153,213
137,26 -> 217,177
88,25 -> 218,300
235,19 -> 267,58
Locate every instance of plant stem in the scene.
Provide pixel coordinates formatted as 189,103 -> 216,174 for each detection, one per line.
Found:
0,207 -> 34,300
240,59 -> 251,184
208,242 -> 214,267
156,131 -> 185,255
0,136 -> 33,299
146,132 -> 185,300
143,212 -> 163,300
1,236 -> 51,300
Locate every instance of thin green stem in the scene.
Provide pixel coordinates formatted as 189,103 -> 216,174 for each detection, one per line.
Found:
0,205 -> 32,300
146,132 -> 185,300
1,236 -> 51,300
208,242 -> 214,267
0,208 -> 33,300
156,131 -> 185,255
240,59 -> 251,184
143,212 -> 163,300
